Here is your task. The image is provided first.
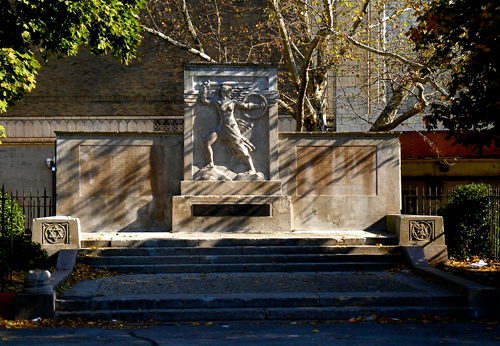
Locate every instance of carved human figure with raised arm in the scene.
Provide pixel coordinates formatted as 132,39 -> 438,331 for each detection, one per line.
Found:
200,81 -> 266,174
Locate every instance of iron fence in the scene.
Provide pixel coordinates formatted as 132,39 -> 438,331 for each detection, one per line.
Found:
403,186 -> 500,260
0,185 -> 54,292
8,188 -> 54,237
1,186 -> 15,292
490,197 -> 500,261
402,187 -> 450,216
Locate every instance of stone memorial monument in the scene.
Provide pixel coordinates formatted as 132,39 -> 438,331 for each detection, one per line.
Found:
172,63 -> 291,233
54,63 -> 402,237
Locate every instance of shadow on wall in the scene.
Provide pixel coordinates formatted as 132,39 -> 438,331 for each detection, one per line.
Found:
56,134 -> 183,233
278,134 -> 401,232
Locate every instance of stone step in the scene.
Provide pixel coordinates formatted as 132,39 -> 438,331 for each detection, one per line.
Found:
53,305 -> 474,322
78,245 -> 402,257
54,291 -> 471,322
78,254 -> 405,266
84,262 -> 404,274
80,236 -> 398,249
56,292 -> 467,312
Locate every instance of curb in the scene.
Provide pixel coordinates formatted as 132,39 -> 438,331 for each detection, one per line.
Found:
403,246 -> 500,318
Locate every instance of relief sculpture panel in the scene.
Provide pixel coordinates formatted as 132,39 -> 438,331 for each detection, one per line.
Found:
194,81 -> 268,181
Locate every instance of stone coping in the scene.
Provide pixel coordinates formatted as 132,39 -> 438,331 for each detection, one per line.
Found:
55,131 -> 183,137
79,230 -> 395,241
183,62 -> 277,67
1,138 -> 56,144
279,132 -> 400,138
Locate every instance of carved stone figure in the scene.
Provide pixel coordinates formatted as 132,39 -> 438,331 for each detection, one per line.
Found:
199,81 -> 267,179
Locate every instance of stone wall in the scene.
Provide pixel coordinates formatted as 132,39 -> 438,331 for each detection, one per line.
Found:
56,132 -> 183,233
279,133 -> 401,232
56,132 -> 400,234
3,38 -> 186,120
0,142 -> 55,193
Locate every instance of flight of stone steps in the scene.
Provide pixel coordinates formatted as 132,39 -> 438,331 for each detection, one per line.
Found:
75,237 -> 405,274
53,236 -> 474,322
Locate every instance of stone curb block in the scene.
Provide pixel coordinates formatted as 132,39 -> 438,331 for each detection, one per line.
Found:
403,246 -> 499,318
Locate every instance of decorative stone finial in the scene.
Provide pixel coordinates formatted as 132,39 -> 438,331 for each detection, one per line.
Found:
23,270 -> 53,294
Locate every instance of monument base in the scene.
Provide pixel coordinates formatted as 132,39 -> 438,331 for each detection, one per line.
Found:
172,195 -> 291,233
181,180 -> 283,196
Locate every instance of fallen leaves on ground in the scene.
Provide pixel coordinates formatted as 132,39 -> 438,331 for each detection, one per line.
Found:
0,318 -> 135,329
384,264 -> 410,274
1,263 -> 117,295
431,257 -> 500,289
0,271 -> 28,293
57,263 -> 118,296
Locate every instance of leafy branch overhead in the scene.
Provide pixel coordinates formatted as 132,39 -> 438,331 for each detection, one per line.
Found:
411,0 -> 500,148
0,0 -> 147,113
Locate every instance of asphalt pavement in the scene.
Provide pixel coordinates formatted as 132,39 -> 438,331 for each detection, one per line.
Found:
0,321 -> 499,345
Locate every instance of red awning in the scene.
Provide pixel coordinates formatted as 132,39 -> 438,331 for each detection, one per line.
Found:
399,132 -> 500,159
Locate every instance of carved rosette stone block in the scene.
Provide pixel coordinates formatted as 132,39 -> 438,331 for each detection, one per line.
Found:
409,220 -> 434,242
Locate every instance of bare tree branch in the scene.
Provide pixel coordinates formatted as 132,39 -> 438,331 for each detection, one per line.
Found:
268,0 -> 301,89
415,76 -> 450,99
370,81 -> 412,131
143,26 -> 217,63
278,99 -> 298,120
385,83 -> 429,129
177,0 -> 205,54
323,0 -> 335,29
297,30 -> 331,130
344,33 -> 426,69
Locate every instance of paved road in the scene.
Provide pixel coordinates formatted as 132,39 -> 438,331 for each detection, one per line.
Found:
1,321 -> 499,345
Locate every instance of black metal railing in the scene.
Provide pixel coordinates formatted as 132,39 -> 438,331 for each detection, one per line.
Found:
403,186 -> 500,261
490,197 -> 500,261
1,186 -> 15,292
7,188 -> 54,237
402,187 -> 450,216
1,185 -> 54,292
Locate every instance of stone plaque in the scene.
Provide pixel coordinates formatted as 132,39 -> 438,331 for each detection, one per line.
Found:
296,146 -> 377,196
79,145 -> 164,197
192,204 -> 271,217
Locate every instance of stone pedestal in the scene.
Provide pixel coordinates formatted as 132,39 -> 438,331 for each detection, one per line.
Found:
173,195 -> 291,233
15,270 -> 55,320
32,216 -> 81,256
387,214 -> 448,263
173,63 -> 290,233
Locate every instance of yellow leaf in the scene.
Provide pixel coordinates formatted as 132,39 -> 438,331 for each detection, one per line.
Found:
312,330 -> 319,333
